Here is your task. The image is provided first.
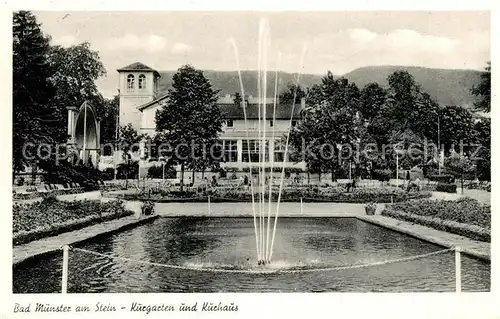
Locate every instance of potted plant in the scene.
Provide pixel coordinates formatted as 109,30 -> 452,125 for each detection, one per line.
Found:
365,202 -> 376,215
141,201 -> 155,216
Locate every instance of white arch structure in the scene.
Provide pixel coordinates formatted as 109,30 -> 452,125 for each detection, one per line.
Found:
67,101 -> 101,167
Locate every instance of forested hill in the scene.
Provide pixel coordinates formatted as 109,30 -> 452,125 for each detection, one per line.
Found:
156,66 -> 483,107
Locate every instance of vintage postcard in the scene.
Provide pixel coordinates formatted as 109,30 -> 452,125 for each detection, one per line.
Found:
2,2 -> 498,319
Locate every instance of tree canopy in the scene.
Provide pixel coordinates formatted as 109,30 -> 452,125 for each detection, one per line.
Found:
13,11 -> 66,172
155,64 -> 223,189
471,62 -> 491,113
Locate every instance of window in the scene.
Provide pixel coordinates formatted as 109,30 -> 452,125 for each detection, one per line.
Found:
274,139 -> 287,162
270,120 -> 274,127
138,74 -> 146,90
223,140 -> 238,162
127,74 -> 135,91
226,119 -> 234,128
242,140 -> 268,163
291,120 -> 297,127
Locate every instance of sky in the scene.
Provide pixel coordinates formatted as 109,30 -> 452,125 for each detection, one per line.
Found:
34,11 -> 490,98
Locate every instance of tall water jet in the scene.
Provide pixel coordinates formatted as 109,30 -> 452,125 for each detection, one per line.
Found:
268,44 -> 308,262
228,38 -> 260,262
229,18 -> 308,266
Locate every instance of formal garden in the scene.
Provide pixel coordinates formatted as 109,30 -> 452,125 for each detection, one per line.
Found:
13,196 -> 136,246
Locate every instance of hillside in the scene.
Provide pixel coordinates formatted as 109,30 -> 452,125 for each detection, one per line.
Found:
343,66 -> 483,108
156,66 -> 483,107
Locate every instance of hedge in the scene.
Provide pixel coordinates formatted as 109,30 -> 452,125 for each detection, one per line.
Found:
12,187 -> 87,200
429,174 -> 455,183
147,165 -> 177,179
435,183 -> 457,193
13,197 -> 134,245
381,197 -> 490,241
382,209 -> 490,242
372,169 -> 391,182
118,187 -> 431,204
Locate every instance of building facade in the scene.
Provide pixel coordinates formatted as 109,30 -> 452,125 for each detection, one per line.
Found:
117,62 -> 306,171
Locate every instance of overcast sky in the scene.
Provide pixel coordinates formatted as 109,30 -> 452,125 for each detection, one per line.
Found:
34,11 -> 490,98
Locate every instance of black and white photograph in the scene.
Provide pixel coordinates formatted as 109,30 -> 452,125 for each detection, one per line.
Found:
10,9 -> 492,299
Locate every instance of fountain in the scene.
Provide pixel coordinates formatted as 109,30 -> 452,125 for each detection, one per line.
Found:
229,18 -> 308,266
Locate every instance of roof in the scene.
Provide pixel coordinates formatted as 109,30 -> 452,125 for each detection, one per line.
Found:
219,103 -> 303,120
137,94 -> 168,111
117,62 -> 160,77
137,94 -> 305,119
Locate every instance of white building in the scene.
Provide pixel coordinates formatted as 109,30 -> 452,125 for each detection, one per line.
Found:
117,62 -> 306,172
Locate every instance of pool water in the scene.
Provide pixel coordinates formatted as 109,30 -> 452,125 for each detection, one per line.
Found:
13,217 -> 490,293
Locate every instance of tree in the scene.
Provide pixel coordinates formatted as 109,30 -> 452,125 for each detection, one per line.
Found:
359,83 -> 387,120
233,92 -> 242,106
155,65 -> 223,191
438,106 -> 476,153
48,41 -> 107,126
305,84 -> 323,107
471,62 -> 491,113
445,152 -> 475,194
279,84 -> 306,104
472,117 -> 490,181
13,11 -> 67,174
289,75 -> 361,180
118,124 -> 144,187
100,95 -> 119,146
385,70 -> 424,132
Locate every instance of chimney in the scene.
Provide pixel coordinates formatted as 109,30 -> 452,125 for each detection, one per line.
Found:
300,97 -> 306,108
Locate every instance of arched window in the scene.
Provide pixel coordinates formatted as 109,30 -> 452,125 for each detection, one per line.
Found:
127,74 -> 135,91
138,74 -> 146,90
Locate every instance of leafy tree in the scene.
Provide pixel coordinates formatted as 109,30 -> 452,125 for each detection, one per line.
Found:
13,11 -> 67,174
471,62 -> 491,113
438,106 -> 476,153
289,75 -> 361,180
385,71 -> 426,132
100,95 -> 119,146
388,129 -> 425,171
472,117 -> 490,181
359,82 -> 387,120
305,84 -> 323,107
279,84 -> 306,105
118,123 -> 144,187
48,41 -> 107,125
155,64 -> 223,191
445,152 -> 476,194
233,92 -> 242,106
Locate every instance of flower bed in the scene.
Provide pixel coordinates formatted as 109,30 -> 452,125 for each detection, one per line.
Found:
13,197 -> 134,245
381,198 -> 491,242
117,186 -> 431,203
12,187 -> 87,200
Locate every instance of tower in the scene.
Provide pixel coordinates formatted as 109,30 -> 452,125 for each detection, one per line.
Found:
117,62 -> 160,131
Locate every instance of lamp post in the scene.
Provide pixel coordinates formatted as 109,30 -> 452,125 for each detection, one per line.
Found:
437,115 -> 441,175
114,88 -> 120,181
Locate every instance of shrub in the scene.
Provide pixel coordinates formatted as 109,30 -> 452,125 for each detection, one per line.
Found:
372,169 -> 391,182
429,174 -> 455,183
385,198 -> 490,229
141,201 -> 155,215
146,165 -> 177,179
365,203 -> 376,215
124,186 -> 431,204
382,208 -> 490,242
102,168 -> 115,180
435,183 -> 457,193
